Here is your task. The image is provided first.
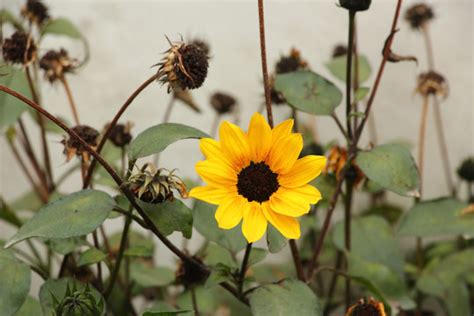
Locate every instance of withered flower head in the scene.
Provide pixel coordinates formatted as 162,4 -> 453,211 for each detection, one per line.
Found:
339,0 -> 372,12
105,122 -> 133,147
39,49 -> 77,83
62,125 -> 100,163
21,0 -> 50,26
2,31 -> 36,65
210,92 -> 237,114
345,298 -> 386,316
332,44 -> 348,58
457,157 -> 474,183
156,38 -> 209,93
128,163 -> 187,204
275,48 -> 308,74
189,38 -> 211,56
174,90 -> 201,113
176,256 -> 209,287
325,145 -> 364,186
416,71 -> 448,99
405,3 -> 434,29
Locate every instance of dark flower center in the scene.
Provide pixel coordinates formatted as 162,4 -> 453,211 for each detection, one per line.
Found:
237,161 -> 279,203
351,304 -> 381,316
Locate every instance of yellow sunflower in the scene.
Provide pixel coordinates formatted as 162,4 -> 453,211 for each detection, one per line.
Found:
189,112 -> 327,243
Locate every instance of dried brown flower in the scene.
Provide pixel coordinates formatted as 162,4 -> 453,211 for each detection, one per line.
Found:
416,71 -> 448,99
189,38 -> 211,56
405,3 -> 434,29
210,92 -> 237,114
457,157 -> 474,183
175,256 -> 209,287
21,0 -> 50,26
106,122 -> 133,147
2,31 -> 36,65
325,145 -> 364,186
62,125 -> 100,163
332,44 -> 348,58
345,298 -> 386,316
39,49 -> 77,83
275,48 -> 308,74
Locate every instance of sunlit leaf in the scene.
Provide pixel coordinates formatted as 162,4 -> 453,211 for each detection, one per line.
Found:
266,224 -> 287,253
326,55 -> 372,83
78,248 -> 108,267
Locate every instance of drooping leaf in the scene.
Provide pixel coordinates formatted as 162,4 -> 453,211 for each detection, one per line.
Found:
0,66 -> 33,132
247,247 -> 268,267
0,249 -> 31,316
274,70 -> 343,116
5,190 -> 115,248
397,198 -> 474,237
326,55 -> 372,83
15,296 -> 42,316
266,224 -> 287,253
356,144 -> 419,196
41,18 -> 82,38
249,279 -> 322,316
78,248 -> 108,267
129,123 -> 208,160
193,200 -> 247,254
130,262 -> 175,288
140,199 -> 193,239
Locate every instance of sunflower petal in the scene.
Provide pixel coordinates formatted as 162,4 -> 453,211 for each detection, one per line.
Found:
219,121 -> 250,169
242,202 -> 267,243
271,119 -> 294,145
267,133 -> 303,173
189,185 -> 236,205
248,113 -> 272,161
269,185 -> 321,216
279,155 -> 327,188
199,138 -> 235,170
195,160 -> 237,187
215,196 -> 245,229
262,202 -> 300,239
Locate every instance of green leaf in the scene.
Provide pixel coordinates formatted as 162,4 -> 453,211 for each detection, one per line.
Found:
266,224 -> 287,253
247,248 -> 267,267
15,297 -> 42,316
39,278 -> 103,316
333,216 -> 404,275
177,287 -> 217,315
249,279 -> 322,316
109,230 -> 154,258
274,70 -> 342,116
130,262 -> 175,288
204,243 -> 237,268
356,144 -> 420,196
0,66 -> 33,132
143,301 -> 192,316
193,200 -> 247,254
78,248 -> 108,267
129,123 -> 208,160
140,199 -> 193,239
143,311 -> 192,316
40,18 -> 82,39
45,236 -> 87,255
5,190 -> 115,248
362,203 -> 404,225
0,9 -> 24,30
397,198 -> 474,237
0,249 -> 31,316
354,86 -> 370,102
0,197 -> 22,227
326,55 -> 372,83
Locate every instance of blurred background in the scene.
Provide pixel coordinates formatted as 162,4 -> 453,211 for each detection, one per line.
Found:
1,0 -> 473,297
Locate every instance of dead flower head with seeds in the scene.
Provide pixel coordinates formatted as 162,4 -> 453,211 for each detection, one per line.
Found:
189,112 -> 327,242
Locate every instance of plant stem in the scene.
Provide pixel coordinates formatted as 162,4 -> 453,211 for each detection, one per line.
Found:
289,239 -> 305,282
421,24 -> 435,70
346,11 -> 356,139
191,287 -> 200,316
331,112 -> 350,141
92,230 -> 103,291
324,251 -> 344,314
257,0 -> 273,128
238,243 -> 252,295
163,96 -> 175,123
343,180 -> 354,310
210,113 -> 220,138
418,96 -> 429,196
291,108 -> 299,132
113,207 -> 148,228
60,76 -> 80,125
83,74 -> 158,188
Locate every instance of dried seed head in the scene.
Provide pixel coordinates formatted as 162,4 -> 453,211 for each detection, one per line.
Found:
174,90 -> 201,113
105,122 -> 133,147
156,39 -> 209,93
416,71 -> 448,99
332,44 -> 348,58
39,49 -> 77,83
345,298 -> 386,316
210,92 -> 237,114
128,164 -> 187,204
405,3 -> 434,29
457,157 -> 474,183
339,0 -> 372,12
175,256 -> 209,287
275,48 -> 308,74
21,0 -> 50,26
325,145 -> 364,186
189,38 -> 211,56
2,31 -> 37,65
62,125 -> 100,163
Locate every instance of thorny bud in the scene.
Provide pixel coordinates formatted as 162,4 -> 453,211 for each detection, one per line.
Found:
52,282 -> 104,316
339,0 -> 372,12
174,90 -> 201,113
39,49 -> 78,83
189,38 -> 211,56
325,145 -> 364,186
105,122 -> 133,147
405,3 -> 434,29
156,38 -> 209,93
62,125 -> 100,163
457,157 -> 474,183
21,0 -> 50,26
332,44 -> 348,58
416,71 -> 448,99
345,297 -> 387,316
2,31 -> 37,65
176,256 -> 209,287
275,48 -> 308,74
210,92 -> 237,114
128,163 -> 187,204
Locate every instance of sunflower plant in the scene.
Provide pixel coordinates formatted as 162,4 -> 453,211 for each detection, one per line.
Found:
0,1 -> 473,316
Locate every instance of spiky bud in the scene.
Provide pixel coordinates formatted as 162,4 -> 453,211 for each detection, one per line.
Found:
176,256 -> 209,287
52,282 -> 104,316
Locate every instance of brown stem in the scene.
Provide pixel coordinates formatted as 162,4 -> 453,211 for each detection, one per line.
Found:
418,96 -> 429,196
92,230 -> 103,291
257,0 -> 273,128
345,11 -> 356,139
291,108 -> 299,132
238,243 -> 252,295
421,25 -> 435,70
289,239 -> 305,282
331,113 -> 350,141
60,76 -> 80,125
324,251 -> 344,314
83,74 -> 158,188
191,287 -> 200,316
344,180 -> 354,310
352,18 -> 361,133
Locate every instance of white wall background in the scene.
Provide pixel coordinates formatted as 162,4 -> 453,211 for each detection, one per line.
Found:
1,0 -> 473,298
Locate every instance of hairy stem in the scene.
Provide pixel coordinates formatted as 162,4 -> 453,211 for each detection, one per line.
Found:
257,0 -> 273,128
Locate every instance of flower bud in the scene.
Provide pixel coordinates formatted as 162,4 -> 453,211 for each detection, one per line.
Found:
175,256 -> 209,287
339,0 -> 372,12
